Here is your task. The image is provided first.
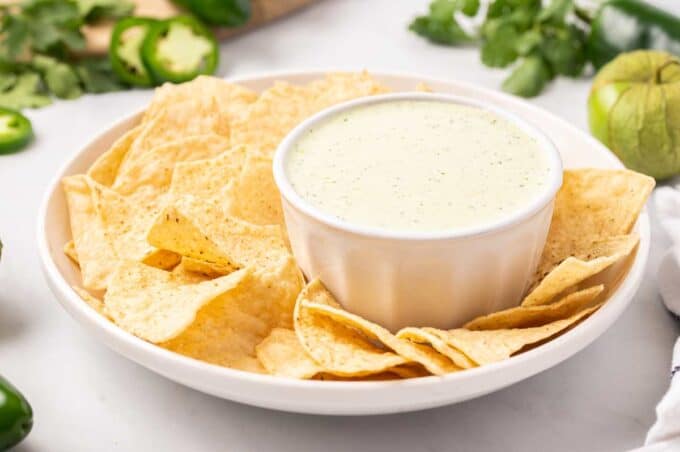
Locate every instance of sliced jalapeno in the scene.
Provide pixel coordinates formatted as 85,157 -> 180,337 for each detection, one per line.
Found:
141,16 -> 219,84
0,107 -> 33,155
176,0 -> 251,27
109,17 -> 158,87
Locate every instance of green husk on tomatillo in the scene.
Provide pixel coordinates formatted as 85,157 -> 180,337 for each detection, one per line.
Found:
588,50 -> 680,180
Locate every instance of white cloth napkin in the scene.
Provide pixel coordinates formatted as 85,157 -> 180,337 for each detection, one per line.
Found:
634,184 -> 680,451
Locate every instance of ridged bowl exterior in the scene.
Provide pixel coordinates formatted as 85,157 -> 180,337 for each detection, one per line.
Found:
282,196 -> 554,331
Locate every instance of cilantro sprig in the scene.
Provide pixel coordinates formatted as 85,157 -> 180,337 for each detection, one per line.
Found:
409,0 -> 589,97
0,0 -> 133,110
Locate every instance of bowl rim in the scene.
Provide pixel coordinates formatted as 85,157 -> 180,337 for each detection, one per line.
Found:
36,68 -> 650,396
273,92 -> 564,241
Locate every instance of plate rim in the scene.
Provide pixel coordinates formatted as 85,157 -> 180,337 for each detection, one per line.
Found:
36,69 -> 650,412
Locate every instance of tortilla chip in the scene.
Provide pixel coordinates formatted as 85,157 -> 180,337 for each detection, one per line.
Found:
148,203 -> 289,271
415,82 -> 433,92
111,134 -> 231,198
256,328 -> 324,379
143,76 -> 257,124
168,146 -> 246,201
230,81 -> 312,155
465,285 -> 604,330
119,100 -> 230,176
394,328 -> 476,369
224,152 -> 283,226
89,178 -> 171,265
294,280 -> 409,377
170,260 -> 212,284
87,125 -> 142,186
72,285 -> 106,316
105,261 -> 249,342
231,72 -> 389,156
417,305 -> 600,366
180,257 -> 232,278
531,169 -> 653,287
522,235 -> 638,306
63,240 -> 78,264
63,175 -> 119,290
161,257 -> 304,372
302,290 -> 459,375
307,71 -> 390,107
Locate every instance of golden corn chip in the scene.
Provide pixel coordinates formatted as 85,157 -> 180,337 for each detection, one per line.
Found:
225,152 -> 283,226
415,82 -> 433,92
522,234 -> 638,306
162,257 -> 304,372
63,175 -> 119,290
465,285 -> 604,330
180,257 -> 232,278
72,285 -> 106,316
315,372 -> 406,381
420,305 -> 600,366
532,169 -> 653,287
230,81 -> 314,155
148,205 -> 288,271
89,178 -> 169,265
63,240 -> 78,264
231,73 -> 389,156
105,261 -> 249,342
304,299 -> 459,375
120,100 -> 230,176
294,280 -> 409,377
143,76 -> 257,124
307,71 -> 390,107
87,125 -> 142,186
170,260 -> 212,284
63,174 -> 176,290
256,328 -> 324,379
168,146 -> 246,201
394,328 -> 476,369
111,134 -> 231,198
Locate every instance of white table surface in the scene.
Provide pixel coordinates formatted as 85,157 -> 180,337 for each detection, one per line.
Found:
1,1 -> 679,450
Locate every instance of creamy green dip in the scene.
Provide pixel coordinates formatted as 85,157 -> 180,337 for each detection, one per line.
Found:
286,100 -> 552,233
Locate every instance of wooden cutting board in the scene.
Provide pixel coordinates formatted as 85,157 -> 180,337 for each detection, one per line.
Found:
82,0 -> 317,54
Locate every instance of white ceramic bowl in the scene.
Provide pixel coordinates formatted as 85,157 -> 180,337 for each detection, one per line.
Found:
38,71 -> 649,415
273,92 -> 563,331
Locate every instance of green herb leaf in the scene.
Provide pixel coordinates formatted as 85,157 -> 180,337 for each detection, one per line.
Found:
409,0 -> 476,45
460,0 -> 480,17
0,72 -> 51,109
0,14 -> 31,60
76,0 -> 134,23
481,20 -> 519,67
537,0 -> 573,25
410,16 -> 471,45
32,54 -> 82,99
502,55 -> 552,97
540,24 -> 586,76
515,29 -> 542,56
76,58 -> 127,93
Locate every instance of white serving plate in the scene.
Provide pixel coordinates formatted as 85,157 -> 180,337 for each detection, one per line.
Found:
38,71 -> 650,416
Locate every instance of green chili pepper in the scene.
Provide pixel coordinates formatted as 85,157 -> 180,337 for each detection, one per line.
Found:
587,0 -> 680,69
141,16 -> 219,84
0,108 -> 33,155
0,375 -> 32,450
110,17 -> 159,87
173,0 -> 251,27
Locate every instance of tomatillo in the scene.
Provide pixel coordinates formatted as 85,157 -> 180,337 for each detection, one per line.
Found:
0,375 -> 32,450
110,17 -> 158,87
0,108 -> 33,155
141,16 -> 219,84
588,50 -> 680,180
